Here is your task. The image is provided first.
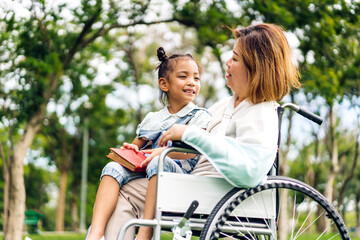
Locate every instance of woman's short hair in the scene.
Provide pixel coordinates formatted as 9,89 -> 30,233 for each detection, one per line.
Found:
233,23 -> 301,104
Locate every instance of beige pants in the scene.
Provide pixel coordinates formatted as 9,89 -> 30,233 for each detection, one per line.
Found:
104,157 -> 221,240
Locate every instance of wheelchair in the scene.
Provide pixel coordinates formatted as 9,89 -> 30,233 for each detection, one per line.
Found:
117,103 -> 350,240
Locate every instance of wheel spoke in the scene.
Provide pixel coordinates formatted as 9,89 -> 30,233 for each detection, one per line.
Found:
293,198 -> 318,239
200,177 -> 350,240
249,193 -> 277,240
294,209 -> 325,239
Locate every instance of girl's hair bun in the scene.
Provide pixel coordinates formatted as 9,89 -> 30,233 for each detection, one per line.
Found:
157,47 -> 168,62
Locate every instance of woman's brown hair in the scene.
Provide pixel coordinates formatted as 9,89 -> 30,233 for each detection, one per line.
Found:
233,23 -> 301,104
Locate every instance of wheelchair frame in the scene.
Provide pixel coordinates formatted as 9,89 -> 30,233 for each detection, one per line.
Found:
117,103 -> 350,240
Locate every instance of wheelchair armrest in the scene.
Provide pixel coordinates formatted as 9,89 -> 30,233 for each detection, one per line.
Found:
157,141 -> 200,173
170,140 -> 197,151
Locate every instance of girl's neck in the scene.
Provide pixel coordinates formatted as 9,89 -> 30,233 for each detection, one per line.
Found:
167,102 -> 189,114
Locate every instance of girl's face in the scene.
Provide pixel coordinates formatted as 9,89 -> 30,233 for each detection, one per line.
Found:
225,40 -> 249,101
160,59 -> 200,109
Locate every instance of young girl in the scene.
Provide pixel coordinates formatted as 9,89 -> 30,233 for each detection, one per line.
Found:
86,47 -> 211,240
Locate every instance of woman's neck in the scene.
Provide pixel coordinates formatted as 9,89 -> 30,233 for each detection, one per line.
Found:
234,96 -> 245,108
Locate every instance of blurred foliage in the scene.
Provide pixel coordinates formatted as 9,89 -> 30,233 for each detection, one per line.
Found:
0,0 -> 359,233
246,0 -> 360,104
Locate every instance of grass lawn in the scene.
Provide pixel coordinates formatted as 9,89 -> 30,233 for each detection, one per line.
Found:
0,232 -> 86,240
23,233 -> 86,240
0,232 -> 177,240
15,231 -> 196,240
0,230 -> 359,240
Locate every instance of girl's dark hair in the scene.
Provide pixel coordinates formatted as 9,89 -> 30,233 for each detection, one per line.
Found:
155,47 -> 201,105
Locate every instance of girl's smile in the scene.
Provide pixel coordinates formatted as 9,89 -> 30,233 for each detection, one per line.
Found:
183,89 -> 196,95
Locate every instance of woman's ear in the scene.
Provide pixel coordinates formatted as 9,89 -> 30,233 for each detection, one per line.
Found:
159,77 -> 168,92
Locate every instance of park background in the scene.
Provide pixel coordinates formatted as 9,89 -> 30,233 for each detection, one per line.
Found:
0,0 -> 359,239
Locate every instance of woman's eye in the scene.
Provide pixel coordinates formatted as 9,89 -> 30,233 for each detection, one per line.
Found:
232,58 -> 237,62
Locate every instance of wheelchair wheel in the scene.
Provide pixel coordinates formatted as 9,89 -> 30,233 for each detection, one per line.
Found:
199,176 -> 350,240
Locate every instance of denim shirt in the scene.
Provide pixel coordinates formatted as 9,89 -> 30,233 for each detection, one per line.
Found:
138,109 -> 203,172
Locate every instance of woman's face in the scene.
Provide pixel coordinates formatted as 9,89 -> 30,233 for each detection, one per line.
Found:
225,40 -> 248,101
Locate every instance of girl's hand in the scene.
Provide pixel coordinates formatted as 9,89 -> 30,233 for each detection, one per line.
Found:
158,124 -> 188,147
122,142 -> 140,152
140,147 -> 166,167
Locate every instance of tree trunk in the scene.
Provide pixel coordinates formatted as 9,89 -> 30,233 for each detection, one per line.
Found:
337,113 -> 359,213
278,189 -> 289,240
56,170 -> 68,231
322,105 -> 339,232
3,167 -> 9,233
0,143 -> 9,234
305,154 -> 315,233
6,154 -> 25,240
355,196 -> 360,238
4,111 -> 43,240
355,226 -> 360,238
71,197 -> 79,231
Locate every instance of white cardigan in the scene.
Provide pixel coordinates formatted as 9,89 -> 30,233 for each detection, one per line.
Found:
182,96 -> 279,188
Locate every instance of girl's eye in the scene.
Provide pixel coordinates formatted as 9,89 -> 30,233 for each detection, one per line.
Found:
232,58 -> 237,62
179,75 -> 186,79
195,77 -> 200,81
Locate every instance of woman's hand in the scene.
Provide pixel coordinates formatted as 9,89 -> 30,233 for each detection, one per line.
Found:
158,124 -> 188,147
140,147 -> 166,167
122,142 -> 140,152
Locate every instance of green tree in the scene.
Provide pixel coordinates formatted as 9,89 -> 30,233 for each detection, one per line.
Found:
41,113 -> 81,231
0,1 -> 236,238
24,163 -> 50,210
245,0 -> 360,234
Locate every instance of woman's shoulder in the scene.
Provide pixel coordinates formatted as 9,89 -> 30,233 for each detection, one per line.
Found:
249,101 -> 279,110
254,101 -> 279,112
240,101 -> 279,119
208,96 -> 232,113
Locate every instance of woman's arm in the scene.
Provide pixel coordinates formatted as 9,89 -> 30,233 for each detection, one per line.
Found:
158,124 -> 188,146
158,122 -> 277,188
185,126 -> 277,187
140,147 -> 197,167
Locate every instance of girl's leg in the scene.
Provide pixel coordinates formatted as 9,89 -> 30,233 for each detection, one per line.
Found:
87,176 -> 120,240
87,162 -> 146,240
135,176 -> 157,240
136,157 -> 184,240
104,178 -> 148,240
